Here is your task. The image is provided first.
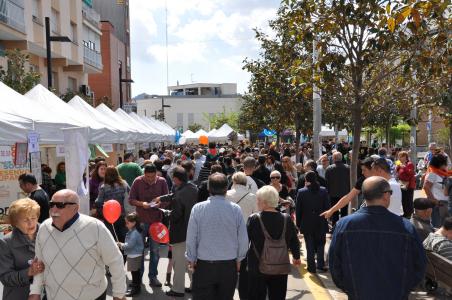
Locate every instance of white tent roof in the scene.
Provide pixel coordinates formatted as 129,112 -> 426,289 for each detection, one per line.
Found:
68,96 -> 138,143
0,111 -> 32,145
207,129 -> 217,137
182,130 -> 194,137
185,129 -> 209,143
115,108 -> 160,142
96,104 -> 147,142
0,82 -> 78,144
195,129 -> 208,136
319,126 -> 348,137
209,124 -> 235,141
25,85 -> 119,143
129,113 -> 175,142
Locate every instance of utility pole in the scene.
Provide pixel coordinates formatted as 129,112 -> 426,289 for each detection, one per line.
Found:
312,38 -> 322,161
409,72 -> 417,163
427,110 -> 433,145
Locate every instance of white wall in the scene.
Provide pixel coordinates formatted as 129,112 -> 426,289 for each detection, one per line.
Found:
137,96 -> 242,131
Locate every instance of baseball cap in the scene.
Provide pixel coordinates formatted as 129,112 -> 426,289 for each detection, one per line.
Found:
413,198 -> 435,210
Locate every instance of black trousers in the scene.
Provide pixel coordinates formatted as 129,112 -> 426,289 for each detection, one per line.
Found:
330,196 -> 348,227
238,257 -> 248,299
248,271 -> 288,300
304,232 -> 326,272
401,188 -> 414,218
192,260 -> 237,300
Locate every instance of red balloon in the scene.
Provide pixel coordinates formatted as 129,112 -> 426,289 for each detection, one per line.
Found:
149,222 -> 170,244
103,200 -> 121,224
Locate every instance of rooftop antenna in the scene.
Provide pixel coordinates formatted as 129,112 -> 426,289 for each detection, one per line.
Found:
165,0 -> 169,94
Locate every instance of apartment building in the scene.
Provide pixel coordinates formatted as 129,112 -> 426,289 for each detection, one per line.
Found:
0,0 -> 102,95
89,0 -> 132,110
136,83 -> 242,131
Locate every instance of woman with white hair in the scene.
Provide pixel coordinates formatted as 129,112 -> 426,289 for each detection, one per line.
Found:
246,186 -> 301,300
226,172 -> 258,221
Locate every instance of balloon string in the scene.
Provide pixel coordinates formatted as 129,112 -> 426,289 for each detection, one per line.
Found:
111,223 -> 119,242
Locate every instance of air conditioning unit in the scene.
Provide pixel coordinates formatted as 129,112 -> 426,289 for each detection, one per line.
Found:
80,84 -> 91,96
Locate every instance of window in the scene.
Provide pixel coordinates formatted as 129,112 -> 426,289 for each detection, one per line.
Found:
188,113 -> 194,126
50,8 -> 60,34
177,113 -> 184,129
70,23 -> 77,43
32,0 -> 41,20
29,64 -> 39,73
67,77 -> 76,92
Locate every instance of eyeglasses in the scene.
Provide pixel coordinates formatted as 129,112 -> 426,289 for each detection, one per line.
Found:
270,177 -> 281,180
383,190 -> 393,195
49,202 -> 77,209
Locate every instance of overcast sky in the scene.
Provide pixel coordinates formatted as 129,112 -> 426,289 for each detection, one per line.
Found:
129,0 -> 280,97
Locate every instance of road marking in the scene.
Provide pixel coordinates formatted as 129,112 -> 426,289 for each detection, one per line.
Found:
296,258 -> 332,300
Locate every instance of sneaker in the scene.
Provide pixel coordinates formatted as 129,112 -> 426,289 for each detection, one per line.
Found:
149,277 -> 162,287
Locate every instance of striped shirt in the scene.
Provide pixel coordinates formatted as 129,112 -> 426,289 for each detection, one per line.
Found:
185,195 -> 248,262
423,233 -> 452,261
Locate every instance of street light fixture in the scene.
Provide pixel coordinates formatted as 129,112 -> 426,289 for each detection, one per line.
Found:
45,17 -> 71,89
119,61 -> 134,109
152,95 -> 171,121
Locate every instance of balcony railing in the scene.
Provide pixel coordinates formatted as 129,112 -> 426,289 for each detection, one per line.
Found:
82,2 -> 100,28
0,0 -> 25,33
83,44 -> 103,70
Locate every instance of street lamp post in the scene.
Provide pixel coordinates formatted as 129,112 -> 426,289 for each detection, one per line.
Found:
119,61 -> 134,109
45,17 -> 71,89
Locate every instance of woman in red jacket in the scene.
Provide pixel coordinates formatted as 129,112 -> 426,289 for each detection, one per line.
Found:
396,151 -> 416,218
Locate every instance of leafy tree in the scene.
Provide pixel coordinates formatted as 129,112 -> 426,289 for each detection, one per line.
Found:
0,49 -> 41,94
204,109 -> 239,131
60,89 -> 93,106
188,123 -> 203,132
282,0 -> 449,193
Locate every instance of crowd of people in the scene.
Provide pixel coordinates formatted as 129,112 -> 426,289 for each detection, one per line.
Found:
0,139 -> 451,299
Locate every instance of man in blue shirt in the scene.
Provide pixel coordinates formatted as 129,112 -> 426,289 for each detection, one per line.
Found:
329,176 -> 426,299
186,172 -> 248,299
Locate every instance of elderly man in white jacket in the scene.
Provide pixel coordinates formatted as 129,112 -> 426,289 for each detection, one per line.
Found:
227,172 -> 258,221
28,189 -> 126,300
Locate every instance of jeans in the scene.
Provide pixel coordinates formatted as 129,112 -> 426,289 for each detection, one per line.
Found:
304,232 -> 326,272
141,223 -> 160,280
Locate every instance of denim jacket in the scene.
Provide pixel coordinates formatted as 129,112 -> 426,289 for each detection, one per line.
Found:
123,228 -> 144,256
329,206 -> 426,300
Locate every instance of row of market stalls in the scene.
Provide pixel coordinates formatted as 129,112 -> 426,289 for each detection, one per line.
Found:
179,124 -> 245,145
0,82 -> 175,214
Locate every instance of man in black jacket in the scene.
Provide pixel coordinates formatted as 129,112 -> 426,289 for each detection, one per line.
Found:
325,152 -> 350,228
154,167 -> 198,297
252,155 -> 271,185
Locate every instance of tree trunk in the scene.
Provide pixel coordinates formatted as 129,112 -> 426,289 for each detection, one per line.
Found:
350,104 -> 363,210
295,117 -> 302,163
449,122 -> 452,158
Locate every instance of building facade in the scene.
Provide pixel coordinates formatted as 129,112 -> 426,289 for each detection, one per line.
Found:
88,0 -> 131,110
0,0 -> 103,95
136,83 -> 242,131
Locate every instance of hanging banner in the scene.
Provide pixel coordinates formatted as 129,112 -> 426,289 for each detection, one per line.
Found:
0,146 -> 12,163
29,152 -> 42,185
27,131 -> 40,153
63,127 -> 90,215
56,144 -> 65,157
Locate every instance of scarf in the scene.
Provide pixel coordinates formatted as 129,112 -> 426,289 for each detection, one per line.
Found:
426,166 -> 452,178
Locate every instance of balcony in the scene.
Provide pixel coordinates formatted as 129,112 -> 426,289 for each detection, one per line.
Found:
83,44 -> 102,70
82,2 -> 100,28
0,0 -> 25,33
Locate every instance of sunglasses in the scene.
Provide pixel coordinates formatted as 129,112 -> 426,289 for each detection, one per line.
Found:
49,202 -> 77,209
270,177 -> 281,180
383,190 -> 393,195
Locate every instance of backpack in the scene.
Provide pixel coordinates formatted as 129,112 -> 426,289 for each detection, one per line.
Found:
252,213 -> 291,275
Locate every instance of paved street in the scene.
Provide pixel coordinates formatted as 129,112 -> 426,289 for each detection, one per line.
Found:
106,190 -> 447,300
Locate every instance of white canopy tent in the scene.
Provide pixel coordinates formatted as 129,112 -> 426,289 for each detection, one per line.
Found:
68,96 -> 138,143
0,82 -> 79,144
319,126 -> 348,137
182,130 -> 194,137
185,129 -> 208,143
96,104 -> 147,142
129,113 -> 175,142
209,124 -> 235,142
115,108 -> 160,142
0,111 -> 32,145
25,85 -> 119,143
